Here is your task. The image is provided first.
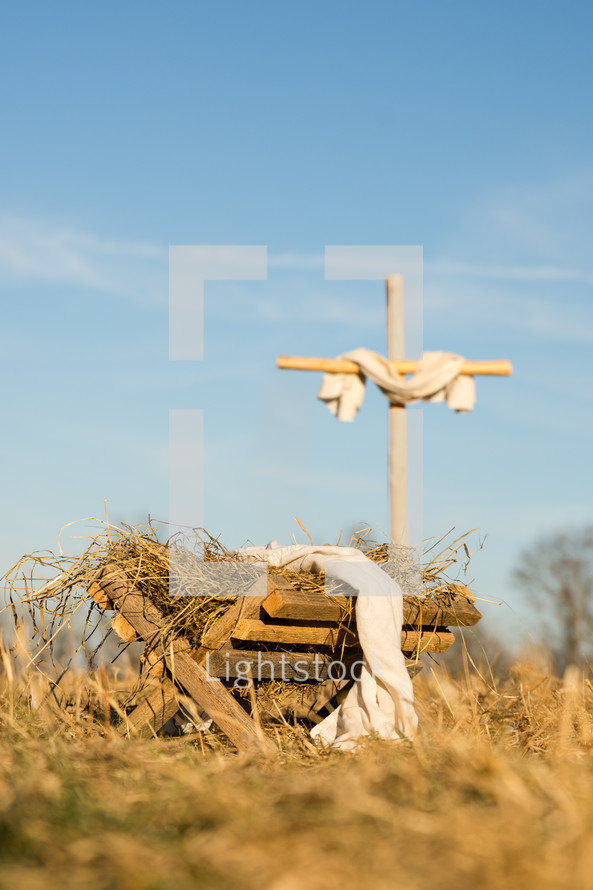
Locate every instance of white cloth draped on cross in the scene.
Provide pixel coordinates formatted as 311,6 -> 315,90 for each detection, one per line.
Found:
317,348 -> 476,422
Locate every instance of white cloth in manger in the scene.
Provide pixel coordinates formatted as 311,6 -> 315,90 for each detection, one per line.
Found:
232,542 -> 418,750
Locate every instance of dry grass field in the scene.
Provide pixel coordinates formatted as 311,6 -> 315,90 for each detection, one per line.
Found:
2,648 -> 593,890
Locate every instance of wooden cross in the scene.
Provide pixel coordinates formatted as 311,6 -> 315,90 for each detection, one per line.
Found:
277,274 -> 512,548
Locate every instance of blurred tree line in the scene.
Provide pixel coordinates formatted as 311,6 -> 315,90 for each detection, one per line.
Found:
512,525 -> 593,673
439,526 -> 593,676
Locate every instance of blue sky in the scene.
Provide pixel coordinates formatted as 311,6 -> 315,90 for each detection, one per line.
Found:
1,1 -> 592,647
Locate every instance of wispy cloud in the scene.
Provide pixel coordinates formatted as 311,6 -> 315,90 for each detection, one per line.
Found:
427,260 -> 593,285
0,214 -> 167,303
0,217 -> 387,328
430,167 -> 593,270
424,170 -> 593,343
424,274 -> 593,344
205,282 -> 385,329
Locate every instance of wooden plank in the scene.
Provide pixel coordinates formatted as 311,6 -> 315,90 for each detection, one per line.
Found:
205,649 -> 423,680
196,597 -> 246,653
232,617 -> 453,653
141,647 -> 165,678
112,613 -> 140,642
205,649 -> 356,681
277,355 -> 513,376
263,588 -> 345,622
406,660 -> 424,679
401,628 -> 455,654
121,680 -> 179,738
402,591 -> 481,628
449,583 -> 476,602
94,565 -> 272,752
262,585 -> 481,627
88,571 -> 113,610
231,618 -> 357,648
267,574 -> 298,599
386,273 -> 409,547
307,677 -> 352,719
257,678 -> 352,723
194,591 -> 265,657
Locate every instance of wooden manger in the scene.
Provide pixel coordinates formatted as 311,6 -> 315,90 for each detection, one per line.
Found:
88,563 -> 482,752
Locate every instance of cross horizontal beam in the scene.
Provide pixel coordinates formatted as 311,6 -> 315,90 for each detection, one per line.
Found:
277,356 -> 513,376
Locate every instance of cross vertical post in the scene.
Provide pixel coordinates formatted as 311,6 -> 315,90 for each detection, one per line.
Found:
386,274 -> 409,548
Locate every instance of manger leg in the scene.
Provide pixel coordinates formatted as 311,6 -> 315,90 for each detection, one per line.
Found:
165,649 -> 273,753
120,679 -> 179,738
